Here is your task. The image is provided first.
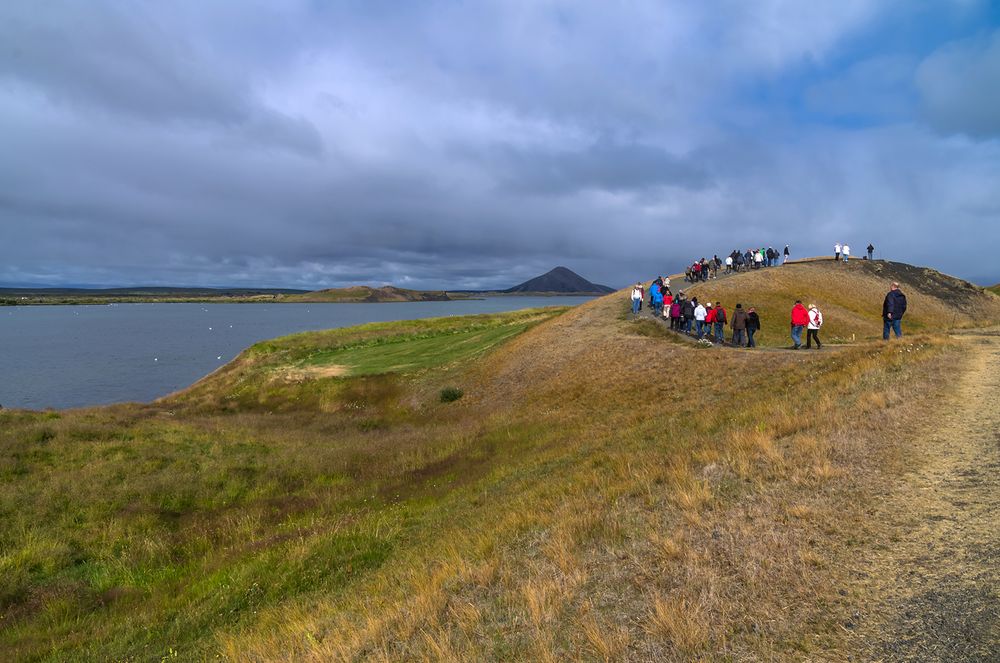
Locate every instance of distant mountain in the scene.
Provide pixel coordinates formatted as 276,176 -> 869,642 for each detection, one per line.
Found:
503,267 -> 615,294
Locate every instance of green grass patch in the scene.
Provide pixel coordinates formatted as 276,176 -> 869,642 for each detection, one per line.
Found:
304,322 -> 532,376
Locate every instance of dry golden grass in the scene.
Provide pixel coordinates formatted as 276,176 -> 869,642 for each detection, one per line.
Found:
0,267 -> 976,661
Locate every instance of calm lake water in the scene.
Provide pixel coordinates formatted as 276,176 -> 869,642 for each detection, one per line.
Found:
0,297 -> 593,410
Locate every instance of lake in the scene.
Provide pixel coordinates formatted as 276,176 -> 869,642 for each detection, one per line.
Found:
0,297 -> 593,410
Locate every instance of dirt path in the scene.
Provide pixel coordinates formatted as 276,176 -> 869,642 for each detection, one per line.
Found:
856,334 -> 1000,661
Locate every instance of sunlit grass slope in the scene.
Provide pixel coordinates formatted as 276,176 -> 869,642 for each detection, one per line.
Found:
674,258 -> 999,346
0,292 -> 968,660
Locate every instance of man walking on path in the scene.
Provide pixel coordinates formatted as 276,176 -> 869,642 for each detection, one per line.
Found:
867,243 -> 875,260
806,304 -> 823,349
791,300 -> 809,349
834,243 -> 841,261
843,244 -> 851,262
713,302 -> 727,344
883,282 -> 907,339
731,303 -> 748,347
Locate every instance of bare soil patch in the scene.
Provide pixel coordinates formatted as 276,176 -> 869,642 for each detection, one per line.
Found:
853,334 -> 1000,661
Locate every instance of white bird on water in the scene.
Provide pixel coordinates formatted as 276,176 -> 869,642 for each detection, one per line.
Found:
217,356 -> 222,360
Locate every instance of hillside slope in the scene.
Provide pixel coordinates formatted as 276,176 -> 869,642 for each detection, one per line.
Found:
1,267 -> 995,660
670,259 -> 1000,345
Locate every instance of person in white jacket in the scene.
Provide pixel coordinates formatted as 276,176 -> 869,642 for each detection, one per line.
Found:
806,304 -> 823,349
834,243 -> 841,261
630,283 -> 643,315
693,299 -> 707,339
842,244 -> 850,262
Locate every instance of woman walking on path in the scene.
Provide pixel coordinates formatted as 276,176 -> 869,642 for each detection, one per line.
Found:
806,304 -> 823,349
731,303 -> 747,347
791,300 -> 809,349
630,283 -> 643,315
694,299 -> 707,339
746,307 -> 761,347
670,298 -> 682,330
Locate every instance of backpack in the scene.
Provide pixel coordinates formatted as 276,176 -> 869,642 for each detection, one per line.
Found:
716,308 -> 726,323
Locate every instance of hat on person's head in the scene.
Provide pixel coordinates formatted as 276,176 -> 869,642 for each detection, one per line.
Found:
706,302 -> 713,308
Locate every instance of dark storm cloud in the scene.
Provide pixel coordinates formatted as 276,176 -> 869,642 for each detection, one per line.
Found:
2,0 -> 999,290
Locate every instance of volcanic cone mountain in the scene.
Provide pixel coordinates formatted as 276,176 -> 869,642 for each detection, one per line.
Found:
503,266 -> 614,294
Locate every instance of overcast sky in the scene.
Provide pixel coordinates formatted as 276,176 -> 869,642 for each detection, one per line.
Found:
2,1 -> 999,289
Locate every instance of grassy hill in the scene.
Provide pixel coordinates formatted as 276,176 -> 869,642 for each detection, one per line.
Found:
0,262 -> 992,660
669,259 -> 999,345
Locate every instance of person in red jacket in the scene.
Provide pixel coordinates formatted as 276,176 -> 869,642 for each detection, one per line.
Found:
790,300 -> 809,349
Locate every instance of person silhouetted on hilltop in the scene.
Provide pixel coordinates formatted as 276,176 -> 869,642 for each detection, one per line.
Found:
883,282 -> 907,340
791,300 -> 809,349
806,304 -> 823,349
746,307 -> 761,347
867,243 -> 875,260
783,245 -> 790,264
842,244 -> 851,262
834,243 -> 841,261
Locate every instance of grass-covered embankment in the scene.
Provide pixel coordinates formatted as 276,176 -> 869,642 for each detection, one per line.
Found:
0,292 -> 971,660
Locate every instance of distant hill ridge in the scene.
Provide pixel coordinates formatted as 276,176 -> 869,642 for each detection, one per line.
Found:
503,266 -> 614,294
288,285 -> 453,303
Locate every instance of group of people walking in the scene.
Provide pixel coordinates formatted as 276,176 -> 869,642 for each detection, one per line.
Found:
725,246 -> 789,273
683,245 -> 791,283
631,276 -> 908,349
631,278 -> 763,347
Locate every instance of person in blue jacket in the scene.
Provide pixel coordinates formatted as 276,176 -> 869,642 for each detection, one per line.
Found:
882,282 -> 907,339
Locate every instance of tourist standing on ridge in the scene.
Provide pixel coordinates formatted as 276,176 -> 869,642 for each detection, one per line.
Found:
791,300 -> 809,349
783,245 -> 790,264
883,282 -> 907,339
834,243 -> 841,261
806,304 -> 823,349
867,243 -> 875,260
746,307 -> 761,347
842,244 -> 851,262
731,303 -> 748,347
631,283 -> 643,315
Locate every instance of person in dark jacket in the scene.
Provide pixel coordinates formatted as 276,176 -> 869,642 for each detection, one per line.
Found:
681,297 -> 695,334
882,282 -> 907,339
731,303 -> 748,347
867,243 -> 875,260
746,307 -> 761,347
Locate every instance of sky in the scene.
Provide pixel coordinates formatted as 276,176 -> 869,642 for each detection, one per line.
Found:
2,1 -> 999,290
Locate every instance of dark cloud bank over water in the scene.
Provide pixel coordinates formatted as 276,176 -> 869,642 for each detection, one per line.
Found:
3,1 -> 1000,290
